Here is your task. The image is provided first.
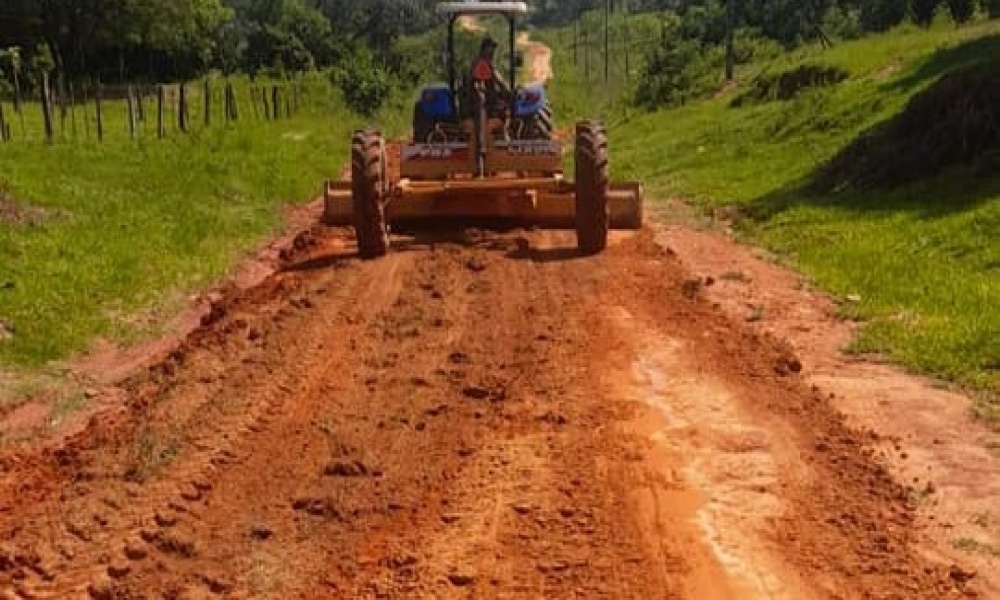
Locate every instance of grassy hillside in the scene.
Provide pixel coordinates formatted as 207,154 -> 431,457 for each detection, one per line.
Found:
545,17 -> 1000,398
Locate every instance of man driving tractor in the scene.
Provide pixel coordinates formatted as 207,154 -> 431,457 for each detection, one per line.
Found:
470,36 -> 512,115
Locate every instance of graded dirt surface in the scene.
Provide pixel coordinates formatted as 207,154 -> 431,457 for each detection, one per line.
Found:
0,210 -> 985,598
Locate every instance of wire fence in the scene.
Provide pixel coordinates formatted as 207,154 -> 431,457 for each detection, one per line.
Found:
0,75 -> 328,146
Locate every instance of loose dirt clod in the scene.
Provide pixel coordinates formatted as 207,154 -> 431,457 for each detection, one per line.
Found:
107,563 -> 131,579
124,543 -> 147,561
447,572 -> 476,587
324,460 -> 369,477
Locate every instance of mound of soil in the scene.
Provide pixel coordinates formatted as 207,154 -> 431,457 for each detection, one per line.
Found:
731,64 -> 849,107
814,59 -> 1000,192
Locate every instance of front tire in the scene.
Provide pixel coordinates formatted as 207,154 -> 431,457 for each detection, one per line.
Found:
351,129 -> 389,259
574,120 -> 609,255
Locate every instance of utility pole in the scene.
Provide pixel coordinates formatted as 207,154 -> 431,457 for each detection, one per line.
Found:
623,0 -> 631,82
725,0 -> 736,82
604,0 -> 610,82
573,19 -> 579,66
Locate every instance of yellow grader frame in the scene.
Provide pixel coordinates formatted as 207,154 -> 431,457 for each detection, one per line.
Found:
321,1 -> 644,258
322,134 -> 644,228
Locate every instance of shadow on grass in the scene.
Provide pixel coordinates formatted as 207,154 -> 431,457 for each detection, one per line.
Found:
749,169 -> 1000,222
748,39 -> 1000,221
884,33 -> 1000,94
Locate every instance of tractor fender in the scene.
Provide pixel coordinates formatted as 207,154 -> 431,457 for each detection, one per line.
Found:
416,84 -> 455,120
514,84 -> 547,117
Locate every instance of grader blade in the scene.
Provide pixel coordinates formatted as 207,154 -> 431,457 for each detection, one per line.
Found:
322,177 -> 643,230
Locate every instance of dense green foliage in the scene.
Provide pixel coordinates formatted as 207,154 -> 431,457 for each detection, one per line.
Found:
0,0 -> 442,85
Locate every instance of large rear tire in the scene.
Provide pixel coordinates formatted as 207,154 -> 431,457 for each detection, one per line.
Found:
351,129 -> 389,259
574,120 -> 609,255
537,102 -> 553,134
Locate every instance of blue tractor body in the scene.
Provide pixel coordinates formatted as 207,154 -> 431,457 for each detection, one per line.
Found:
416,84 -> 456,120
513,84 -> 547,117
415,82 -> 548,121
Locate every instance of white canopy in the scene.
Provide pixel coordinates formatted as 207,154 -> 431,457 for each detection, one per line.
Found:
436,2 -> 529,16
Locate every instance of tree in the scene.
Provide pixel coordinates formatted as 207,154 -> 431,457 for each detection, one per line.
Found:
946,0 -> 978,22
858,0 -> 909,31
912,0 -> 942,25
0,0 -> 231,82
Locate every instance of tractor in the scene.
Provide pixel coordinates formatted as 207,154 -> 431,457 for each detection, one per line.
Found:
323,0 -> 644,258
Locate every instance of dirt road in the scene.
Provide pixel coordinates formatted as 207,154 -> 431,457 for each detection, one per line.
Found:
0,218 -> 979,599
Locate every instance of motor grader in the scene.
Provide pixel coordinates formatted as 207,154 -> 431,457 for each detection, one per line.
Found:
323,1 -> 644,258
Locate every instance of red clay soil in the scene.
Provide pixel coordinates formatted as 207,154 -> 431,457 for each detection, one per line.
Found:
0,212 -> 979,598
653,199 -> 1000,597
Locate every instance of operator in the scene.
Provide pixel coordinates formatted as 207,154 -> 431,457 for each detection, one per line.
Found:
470,36 -> 512,111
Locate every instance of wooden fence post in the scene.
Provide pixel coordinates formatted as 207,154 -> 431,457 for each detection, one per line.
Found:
95,81 -> 104,142
13,67 -> 25,137
58,71 -> 67,137
157,85 -> 165,138
224,81 -> 238,123
250,84 -> 260,120
82,85 -> 91,140
261,87 -> 269,120
204,78 -> 211,127
179,82 -> 188,132
0,101 -> 7,142
69,83 -> 78,140
272,86 -> 279,120
126,85 -> 136,139
136,86 -> 145,122
40,71 -> 55,144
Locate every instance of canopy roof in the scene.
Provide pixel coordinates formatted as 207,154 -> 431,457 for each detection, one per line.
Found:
436,2 -> 529,16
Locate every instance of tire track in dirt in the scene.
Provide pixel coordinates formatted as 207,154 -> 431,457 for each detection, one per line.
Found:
0,223 -> 978,599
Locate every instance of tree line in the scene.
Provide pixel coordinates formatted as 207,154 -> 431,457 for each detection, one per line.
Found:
3,0 -> 998,114
0,0 -> 443,85
536,0 -> 999,44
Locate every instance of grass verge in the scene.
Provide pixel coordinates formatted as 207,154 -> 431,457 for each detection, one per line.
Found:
0,83 -> 374,376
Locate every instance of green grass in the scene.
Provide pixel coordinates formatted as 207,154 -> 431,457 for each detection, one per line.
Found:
0,77 -> 374,371
545,16 -> 1000,396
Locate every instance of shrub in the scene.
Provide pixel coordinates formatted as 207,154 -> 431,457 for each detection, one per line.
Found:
912,0 -> 943,25
731,65 -> 850,107
330,49 -> 394,116
946,0 -> 978,23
